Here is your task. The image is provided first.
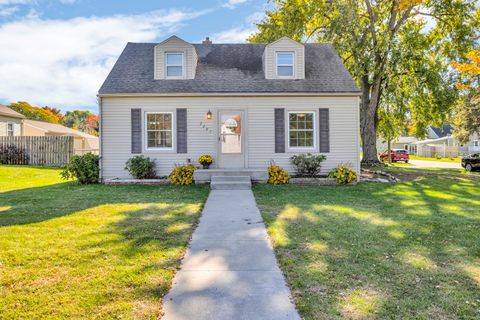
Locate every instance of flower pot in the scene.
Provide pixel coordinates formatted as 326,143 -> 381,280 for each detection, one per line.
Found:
202,164 -> 210,169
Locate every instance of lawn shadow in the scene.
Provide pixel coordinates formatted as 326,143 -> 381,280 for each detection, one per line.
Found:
254,176 -> 480,319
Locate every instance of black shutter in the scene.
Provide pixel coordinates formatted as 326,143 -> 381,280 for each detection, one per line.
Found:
274,108 -> 285,153
319,108 -> 330,153
131,108 -> 142,154
177,108 -> 187,153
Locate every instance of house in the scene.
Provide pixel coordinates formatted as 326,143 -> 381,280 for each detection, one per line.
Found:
378,124 -> 479,158
98,36 -> 361,180
0,105 -> 24,136
23,119 -> 99,155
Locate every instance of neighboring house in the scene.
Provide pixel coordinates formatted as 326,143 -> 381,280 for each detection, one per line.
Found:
23,120 -> 99,154
0,105 -> 24,136
98,36 -> 361,180
378,124 -> 479,157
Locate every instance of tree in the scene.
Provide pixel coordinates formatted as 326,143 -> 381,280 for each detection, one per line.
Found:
451,50 -> 480,143
8,101 -> 60,124
63,110 -> 94,131
42,106 -> 64,122
250,0 -> 479,164
84,114 -> 99,136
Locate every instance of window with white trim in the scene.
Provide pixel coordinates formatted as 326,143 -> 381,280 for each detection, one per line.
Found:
474,140 -> 479,147
165,52 -> 184,78
7,123 -> 14,136
146,112 -> 173,149
288,112 -> 315,149
276,52 -> 294,77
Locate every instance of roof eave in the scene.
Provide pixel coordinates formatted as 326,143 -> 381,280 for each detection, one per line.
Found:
97,91 -> 362,98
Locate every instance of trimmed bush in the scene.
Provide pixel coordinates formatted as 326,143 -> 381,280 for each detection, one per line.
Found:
435,153 -> 442,159
267,162 -> 290,185
290,153 -> 326,177
61,153 -> 99,184
125,155 -> 156,179
328,162 -> 357,184
168,164 -> 197,185
0,145 -> 29,164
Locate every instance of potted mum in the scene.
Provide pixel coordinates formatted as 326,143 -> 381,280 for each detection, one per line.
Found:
198,155 -> 214,169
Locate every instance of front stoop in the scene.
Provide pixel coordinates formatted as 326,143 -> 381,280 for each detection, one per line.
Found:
210,176 -> 252,190
194,169 -> 268,184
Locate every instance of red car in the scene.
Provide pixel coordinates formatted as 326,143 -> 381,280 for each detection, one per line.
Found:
380,149 -> 409,163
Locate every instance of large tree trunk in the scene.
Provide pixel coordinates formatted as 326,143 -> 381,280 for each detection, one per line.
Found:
361,79 -> 382,165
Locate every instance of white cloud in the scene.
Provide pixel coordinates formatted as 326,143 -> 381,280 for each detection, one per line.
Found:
0,0 -> 32,4
222,0 -> 248,9
0,5 -> 17,16
212,26 -> 255,43
0,9 -> 209,111
59,0 -> 77,4
211,11 -> 263,43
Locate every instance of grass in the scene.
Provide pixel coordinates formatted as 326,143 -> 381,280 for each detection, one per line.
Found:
410,155 -> 461,163
253,168 -> 480,319
0,165 -> 209,319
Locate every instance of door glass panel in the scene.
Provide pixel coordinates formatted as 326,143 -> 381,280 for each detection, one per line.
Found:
220,113 -> 242,154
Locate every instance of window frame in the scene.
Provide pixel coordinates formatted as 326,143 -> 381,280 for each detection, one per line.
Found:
474,140 -> 479,147
165,52 -> 185,79
275,51 -> 295,78
6,123 -> 14,136
287,111 -> 317,151
144,111 -> 175,151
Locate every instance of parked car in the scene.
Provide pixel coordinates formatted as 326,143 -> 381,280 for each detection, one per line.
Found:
380,149 -> 410,163
461,153 -> 480,171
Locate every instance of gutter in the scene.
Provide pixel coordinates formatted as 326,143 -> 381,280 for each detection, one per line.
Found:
97,91 -> 362,98
98,96 -> 103,182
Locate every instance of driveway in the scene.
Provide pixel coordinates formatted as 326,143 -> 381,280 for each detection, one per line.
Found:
409,159 -> 462,169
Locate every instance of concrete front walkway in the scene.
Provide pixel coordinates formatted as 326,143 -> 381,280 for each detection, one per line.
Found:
162,190 -> 300,320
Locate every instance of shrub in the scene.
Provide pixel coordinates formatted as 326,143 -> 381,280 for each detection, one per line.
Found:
290,153 -> 326,177
168,164 -> 197,185
328,163 -> 357,184
0,145 -> 29,164
198,155 -> 213,166
61,153 -> 99,184
435,153 -> 442,159
267,162 -> 290,185
125,155 -> 156,179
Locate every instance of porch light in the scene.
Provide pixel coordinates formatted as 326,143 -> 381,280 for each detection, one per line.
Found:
206,110 -> 212,120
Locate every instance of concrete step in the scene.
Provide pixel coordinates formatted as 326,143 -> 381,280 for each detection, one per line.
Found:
194,169 -> 268,184
210,180 -> 252,190
211,176 -> 251,183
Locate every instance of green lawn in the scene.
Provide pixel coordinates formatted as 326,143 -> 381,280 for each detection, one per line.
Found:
410,155 -> 461,163
253,168 -> 480,319
0,165 -> 209,319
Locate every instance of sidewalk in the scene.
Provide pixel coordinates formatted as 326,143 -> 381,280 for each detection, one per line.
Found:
162,190 -> 300,320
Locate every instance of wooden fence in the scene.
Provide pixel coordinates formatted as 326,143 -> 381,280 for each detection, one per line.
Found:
0,136 -> 74,167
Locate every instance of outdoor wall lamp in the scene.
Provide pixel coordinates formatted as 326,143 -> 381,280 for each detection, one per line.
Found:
206,110 -> 212,120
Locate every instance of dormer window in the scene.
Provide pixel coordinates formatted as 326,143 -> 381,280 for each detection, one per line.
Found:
165,52 -> 184,78
276,52 -> 294,77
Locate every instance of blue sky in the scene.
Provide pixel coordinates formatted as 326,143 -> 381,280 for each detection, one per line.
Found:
0,0 -> 270,113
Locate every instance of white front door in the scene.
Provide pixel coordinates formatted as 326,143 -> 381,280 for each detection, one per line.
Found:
218,110 -> 245,168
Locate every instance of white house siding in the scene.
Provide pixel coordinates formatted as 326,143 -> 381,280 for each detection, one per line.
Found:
0,116 -> 22,136
100,96 -> 360,180
264,37 -> 305,79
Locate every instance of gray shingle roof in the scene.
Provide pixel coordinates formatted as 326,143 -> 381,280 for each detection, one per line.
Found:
99,42 -> 360,94
429,125 -> 453,138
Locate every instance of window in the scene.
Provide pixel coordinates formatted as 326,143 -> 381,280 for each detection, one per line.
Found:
288,111 -> 315,149
145,112 -> 173,149
474,140 -> 479,147
7,123 -> 14,136
276,52 -> 294,77
165,52 -> 184,78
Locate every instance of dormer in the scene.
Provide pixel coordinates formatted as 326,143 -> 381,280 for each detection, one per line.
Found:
154,36 -> 197,80
263,36 -> 305,80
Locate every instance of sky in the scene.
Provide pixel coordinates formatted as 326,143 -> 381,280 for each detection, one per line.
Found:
0,0 -> 271,113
